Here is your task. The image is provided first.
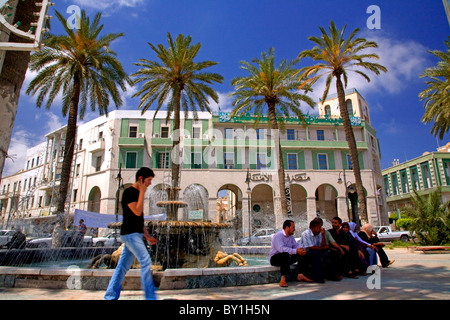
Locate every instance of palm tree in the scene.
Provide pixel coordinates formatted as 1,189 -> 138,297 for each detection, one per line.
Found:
402,188 -> 450,246
420,36 -> 450,140
298,21 -> 387,225
26,10 -> 130,246
230,48 -> 315,218
132,33 -> 223,220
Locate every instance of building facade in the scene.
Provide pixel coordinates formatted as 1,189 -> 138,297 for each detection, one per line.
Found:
382,142 -> 450,214
0,88 -> 388,238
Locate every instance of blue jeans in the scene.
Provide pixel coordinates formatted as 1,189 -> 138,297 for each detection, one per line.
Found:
104,233 -> 157,300
367,247 -> 378,265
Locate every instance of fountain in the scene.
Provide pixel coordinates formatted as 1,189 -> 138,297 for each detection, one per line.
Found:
109,183 -> 231,270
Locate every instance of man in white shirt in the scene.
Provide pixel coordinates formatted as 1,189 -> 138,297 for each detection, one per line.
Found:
269,220 -> 310,287
298,218 -> 328,283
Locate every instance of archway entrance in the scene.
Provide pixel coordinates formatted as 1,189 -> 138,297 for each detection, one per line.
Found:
88,187 -> 101,213
217,184 -> 242,244
315,184 -> 338,229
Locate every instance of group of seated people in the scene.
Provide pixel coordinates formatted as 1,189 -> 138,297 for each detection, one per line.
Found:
269,217 -> 395,287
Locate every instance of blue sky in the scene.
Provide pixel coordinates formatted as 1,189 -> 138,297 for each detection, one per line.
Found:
4,0 -> 449,175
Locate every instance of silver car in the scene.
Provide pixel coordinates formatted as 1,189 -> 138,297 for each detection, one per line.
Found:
238,228 -> 278,245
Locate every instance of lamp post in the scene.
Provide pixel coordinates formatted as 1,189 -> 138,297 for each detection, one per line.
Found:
338,170 -> 359,224
114,164 -> 124,246
245,168 -> 252,245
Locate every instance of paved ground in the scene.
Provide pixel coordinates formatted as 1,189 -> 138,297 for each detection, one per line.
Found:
0,248 -> 448,300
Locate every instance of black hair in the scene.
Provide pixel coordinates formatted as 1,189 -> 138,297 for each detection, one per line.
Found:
309,219 -> 322,229
283,219 -> 294,230
332,216 -> 342,224
136,167 -> 155,181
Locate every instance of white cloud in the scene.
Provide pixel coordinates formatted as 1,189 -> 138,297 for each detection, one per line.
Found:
3,130 -> 35,176
207,91 -> 234,113
72,0 -> 145,11
303,33 -> 430,102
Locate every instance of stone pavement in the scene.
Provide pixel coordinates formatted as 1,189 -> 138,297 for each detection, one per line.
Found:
0,248 -> 448,300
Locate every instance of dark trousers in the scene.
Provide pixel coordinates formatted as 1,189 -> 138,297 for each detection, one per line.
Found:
270,252 -> 302,276
300,249 -> 324,282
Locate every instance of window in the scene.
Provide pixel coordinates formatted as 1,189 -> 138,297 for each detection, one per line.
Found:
346,154 -> 353,170
191,152 -> 202,169
76,164 -> 81,177
400,170 -> 408,193
256,129 -> 265,140
384,176 -> 390,196
129,126 -> 138,138
158,152 -> 170,169
411,167 -> 419,190
421,163 -> 431,188
192,127 -> 201,139
324,105 -> 331,116
287,154 -> 297,170
79,139 -> 83,150
287,129 -> 295,141
73,189 -> 78,202
225,128 -> 233,139
346,99 -> 353,115
96,156 -> 102,172
99,131 -> 103,140
317,130 -> 324,141
318,154 -> 328,170
160,126 -> 170,138
224,152 -> 234,169
391,173 -> 399,195
257,153 -> 266,170
125,152 -> 137,169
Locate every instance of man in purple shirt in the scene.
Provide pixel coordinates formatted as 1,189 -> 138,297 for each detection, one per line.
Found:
269,220 -> 310,287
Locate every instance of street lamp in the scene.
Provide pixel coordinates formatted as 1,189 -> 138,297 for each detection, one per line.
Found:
338,170 -> 358,223
114,164 -> 124,246
245,168 -> 252,245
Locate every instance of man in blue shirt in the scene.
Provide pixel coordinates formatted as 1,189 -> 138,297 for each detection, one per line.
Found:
269,220 -> 310,287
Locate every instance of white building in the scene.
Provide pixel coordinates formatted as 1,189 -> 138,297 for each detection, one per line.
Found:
0,88 -> 388,238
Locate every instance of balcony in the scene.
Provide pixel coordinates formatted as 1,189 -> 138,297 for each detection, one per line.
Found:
118,135 -> 145,147
87,138 -> 105,153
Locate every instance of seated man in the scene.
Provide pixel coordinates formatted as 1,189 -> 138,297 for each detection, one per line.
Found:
298,218 -> 329,283
328,216 -> 359,278
269,220 -> 309,287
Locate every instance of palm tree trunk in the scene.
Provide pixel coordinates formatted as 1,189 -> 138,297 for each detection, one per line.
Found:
335,75 -> 368,225
267,102 -> 289,218
53,77 -> 81,247
0,0 -> 36,181
168,86 -> 181,220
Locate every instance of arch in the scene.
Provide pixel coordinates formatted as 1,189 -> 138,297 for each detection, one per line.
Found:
147,183 -> 171,216
217,184 -> 244,243
251,184 -> 275,231
182,183 -> 209,220
315,184 -> 338,228
289,184 -> 308,228
88,186 -> 101,213
324,105 -> 331,116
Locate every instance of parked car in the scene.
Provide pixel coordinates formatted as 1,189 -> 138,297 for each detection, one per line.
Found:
26,233 -> 93,248
93,233 -> 122,247
0,230 -> 16,248
373,226 -> 413,242
238,228 -> 278,245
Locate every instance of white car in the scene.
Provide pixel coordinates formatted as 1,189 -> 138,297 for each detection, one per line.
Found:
27,234 -> 93,248
0,230 -> 15,248
93,233 -> 122,247
238,228 -> 278,245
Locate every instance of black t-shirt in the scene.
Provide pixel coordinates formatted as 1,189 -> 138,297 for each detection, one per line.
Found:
120,186 -> 144,235
328,228 -> 351,246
